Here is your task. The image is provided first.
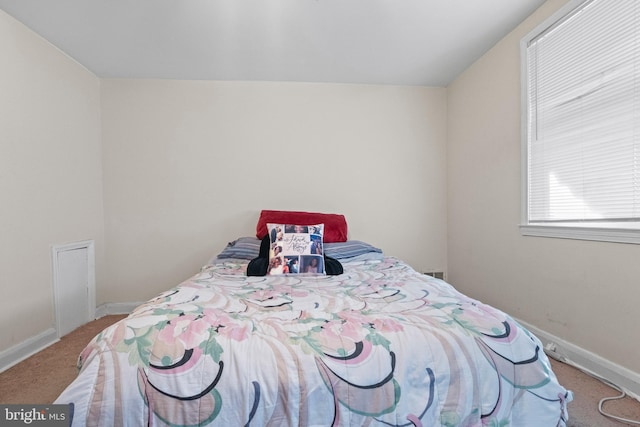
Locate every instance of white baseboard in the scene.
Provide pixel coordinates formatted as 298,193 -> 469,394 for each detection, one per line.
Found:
0,328 -> 58,374
95,301 -> 142,318
0,303 -> 141,374
518,318 -> 640,401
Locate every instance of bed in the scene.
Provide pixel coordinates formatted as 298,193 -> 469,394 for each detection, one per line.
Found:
55,212 -> 571,426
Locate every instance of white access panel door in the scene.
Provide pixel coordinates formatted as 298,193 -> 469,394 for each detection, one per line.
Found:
52,241 -> 95,337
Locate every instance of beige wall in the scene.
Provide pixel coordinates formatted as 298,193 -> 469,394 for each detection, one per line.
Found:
100,80 -> 447,302
447,0 -> 640,375
0,9 -> 447,357
0,11 -> 104,352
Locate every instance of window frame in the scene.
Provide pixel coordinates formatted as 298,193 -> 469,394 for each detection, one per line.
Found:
519,0 -> 640,245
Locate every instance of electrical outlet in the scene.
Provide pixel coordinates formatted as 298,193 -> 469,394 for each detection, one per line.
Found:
543,341 -> 567,362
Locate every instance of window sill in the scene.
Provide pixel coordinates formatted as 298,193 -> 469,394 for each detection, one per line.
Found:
520,223 -> 640,245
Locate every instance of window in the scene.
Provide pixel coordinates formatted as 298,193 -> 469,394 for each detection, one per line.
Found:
521,0 -> 640,244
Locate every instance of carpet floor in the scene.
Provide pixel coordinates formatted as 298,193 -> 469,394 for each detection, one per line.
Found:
1,315 -> 639,426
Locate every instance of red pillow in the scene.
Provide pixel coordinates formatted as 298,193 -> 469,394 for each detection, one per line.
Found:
256,210 -> 348,243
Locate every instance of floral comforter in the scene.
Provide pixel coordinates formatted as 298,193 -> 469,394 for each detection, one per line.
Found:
56,257 -> 571,426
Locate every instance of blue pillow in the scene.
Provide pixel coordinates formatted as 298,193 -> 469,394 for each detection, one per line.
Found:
215,237 -> 383,262
324,240 -> 383,260
216,237 -> 261,260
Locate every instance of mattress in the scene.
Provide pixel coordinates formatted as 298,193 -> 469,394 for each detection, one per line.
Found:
55,256 -> 571,426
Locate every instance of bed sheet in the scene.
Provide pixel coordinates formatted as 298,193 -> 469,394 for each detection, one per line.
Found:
56,257 -> 571,426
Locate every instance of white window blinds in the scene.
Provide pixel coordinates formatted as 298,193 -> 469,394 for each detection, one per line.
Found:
526,0 -> 640,223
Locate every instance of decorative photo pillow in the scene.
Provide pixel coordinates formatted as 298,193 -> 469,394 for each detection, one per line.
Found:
266,223 -> 325,275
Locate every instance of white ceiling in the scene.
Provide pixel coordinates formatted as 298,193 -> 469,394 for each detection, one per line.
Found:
0,0 -> 545,86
